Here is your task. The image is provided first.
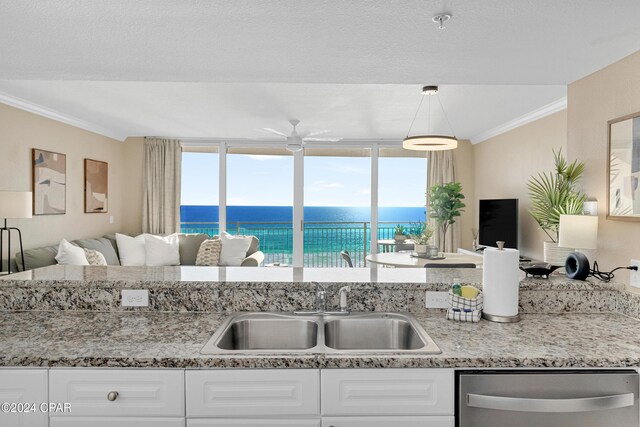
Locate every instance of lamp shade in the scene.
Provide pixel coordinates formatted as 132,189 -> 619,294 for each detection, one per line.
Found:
0,191 -> 33,219
558,214 -> 598,250
402,135 -> 458,151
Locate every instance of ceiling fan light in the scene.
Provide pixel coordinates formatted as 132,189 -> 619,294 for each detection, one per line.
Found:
286,143 -> 303,153
402,135 -> 458,151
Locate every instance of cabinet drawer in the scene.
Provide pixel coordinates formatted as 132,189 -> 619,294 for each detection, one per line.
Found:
51,417 -> 184,427
322,416 -> 454,427
188,419 -> 320,427
49,369 -> 184,417
186,369 -> 320,417
321,369 -> 454,416
0,369 -> 48,427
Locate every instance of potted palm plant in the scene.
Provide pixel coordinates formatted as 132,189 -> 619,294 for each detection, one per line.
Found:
409,222 -> 434,255
527,149 -> 588,265
429,182 -> 466,252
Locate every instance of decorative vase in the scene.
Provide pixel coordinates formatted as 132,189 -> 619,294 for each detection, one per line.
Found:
543,241 -> 572,266
414,244 -> 428,255
394,234 -> 407,242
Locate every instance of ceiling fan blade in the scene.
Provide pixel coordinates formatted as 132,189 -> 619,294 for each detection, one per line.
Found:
260,128 -> 288,138
303,129 -> 330,138
303,137 -> 343,142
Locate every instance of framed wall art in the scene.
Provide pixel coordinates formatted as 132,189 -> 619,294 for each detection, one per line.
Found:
32,148 -> 66,215
84,158 -> 108,213
608,112 -> 640,220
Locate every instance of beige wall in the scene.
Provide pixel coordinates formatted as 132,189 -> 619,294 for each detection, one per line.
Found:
120,136 -> 144,234
568,50 -> 640,286
0,103 -> 142,269
453,139 -> 475,249
472,111 -> 568,260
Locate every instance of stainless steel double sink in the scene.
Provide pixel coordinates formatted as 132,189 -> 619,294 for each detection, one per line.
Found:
200,312 -> 441,355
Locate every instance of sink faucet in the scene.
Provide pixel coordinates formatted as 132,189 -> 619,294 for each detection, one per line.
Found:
293,282 -> 350,316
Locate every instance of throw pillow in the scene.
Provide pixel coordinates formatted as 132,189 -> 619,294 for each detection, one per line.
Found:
55,239 -> 89,266
83,248 -> 107,266
219,231 -> 252,266
115,233 -> 146,266
144,233 -> 180,266
195,238 -> 222,266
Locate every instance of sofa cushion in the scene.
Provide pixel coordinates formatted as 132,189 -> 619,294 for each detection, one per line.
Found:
178,234 -> 209,266
17,246 -> 58,271
74,237 -> 120,266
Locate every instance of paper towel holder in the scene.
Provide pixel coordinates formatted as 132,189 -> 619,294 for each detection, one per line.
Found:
481,241 -> 521,323
482,312 -> 520,323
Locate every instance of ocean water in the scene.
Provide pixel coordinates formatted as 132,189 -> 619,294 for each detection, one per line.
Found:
180,205 -> 426,266
181,205 -> 425,223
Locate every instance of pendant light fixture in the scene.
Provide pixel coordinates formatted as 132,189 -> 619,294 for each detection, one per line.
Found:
403,85 -> 458,151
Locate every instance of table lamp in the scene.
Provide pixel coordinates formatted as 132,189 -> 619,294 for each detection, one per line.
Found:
558,214 -> 598,280
0,191 -> 32,274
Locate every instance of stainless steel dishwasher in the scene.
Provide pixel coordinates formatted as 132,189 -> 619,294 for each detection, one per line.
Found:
458,370 -> 639,427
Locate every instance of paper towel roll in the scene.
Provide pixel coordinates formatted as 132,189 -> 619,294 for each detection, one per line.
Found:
482,247 -> 520,319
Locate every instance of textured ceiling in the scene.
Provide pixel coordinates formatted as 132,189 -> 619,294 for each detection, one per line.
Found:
0,81 -> 566,141
0,1 -> 637,142
1,0 -> 639,84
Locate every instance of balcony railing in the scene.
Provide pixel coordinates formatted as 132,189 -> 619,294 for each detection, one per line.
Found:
180,221 -> 419,267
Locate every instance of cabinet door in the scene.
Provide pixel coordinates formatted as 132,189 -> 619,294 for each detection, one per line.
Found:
50,417 -> 185,427
321,369 -> 454,416
186,369 -> 320,417
49,369 -> 184,417
321,416 -> 454,427
188,419 -> 321,427
0,369 -> 48,427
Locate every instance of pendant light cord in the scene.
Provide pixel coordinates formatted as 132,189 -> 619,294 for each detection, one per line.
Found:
435,93 -> 456,136
405,93 -> 425,138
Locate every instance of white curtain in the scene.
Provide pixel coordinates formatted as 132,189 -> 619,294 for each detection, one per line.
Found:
142,138 -> 182,234
427,150 -> 460,252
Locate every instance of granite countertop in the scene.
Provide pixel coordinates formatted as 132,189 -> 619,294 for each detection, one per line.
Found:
2,310 -> 639,369
0,265 -> 622,292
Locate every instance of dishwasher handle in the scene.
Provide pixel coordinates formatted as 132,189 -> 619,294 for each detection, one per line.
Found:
467,392 -> 635,413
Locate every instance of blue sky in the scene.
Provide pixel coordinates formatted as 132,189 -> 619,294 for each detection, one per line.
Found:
181,152 -> 426,207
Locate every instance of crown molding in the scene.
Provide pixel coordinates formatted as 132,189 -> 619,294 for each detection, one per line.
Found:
470,97 -> 567,145
0,91 -> 127,141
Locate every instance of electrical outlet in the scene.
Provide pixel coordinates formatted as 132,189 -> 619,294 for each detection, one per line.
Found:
631,260 -> 640,288
425,291 -> 449,308
109,215 -> 114,225
121,289 -> 149,307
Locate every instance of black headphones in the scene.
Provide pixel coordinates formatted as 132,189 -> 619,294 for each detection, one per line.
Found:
565,251 -> 590,281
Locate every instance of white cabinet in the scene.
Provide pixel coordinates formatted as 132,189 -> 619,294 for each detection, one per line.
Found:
188,419 -> 321,427
321,416 -> 454,427
0,369 -> 48,427
50,417 -> 185,427
186,369 -> 320,418
49,369 -> 184,417
321,369 -> 454,416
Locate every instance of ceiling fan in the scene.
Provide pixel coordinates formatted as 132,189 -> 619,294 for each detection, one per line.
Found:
260,119 -> 342,152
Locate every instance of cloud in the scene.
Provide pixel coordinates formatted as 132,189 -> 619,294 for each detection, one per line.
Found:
361,189 -> 371,194
312,180 -> 344,189
245,155 -> 286,161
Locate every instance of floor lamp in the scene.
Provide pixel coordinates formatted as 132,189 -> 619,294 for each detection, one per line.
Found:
0,191 -> 32,274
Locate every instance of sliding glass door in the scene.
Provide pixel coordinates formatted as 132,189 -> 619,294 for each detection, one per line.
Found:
180,142 -> 426,267
303,147 -> 371,267
226,147 -> 293,266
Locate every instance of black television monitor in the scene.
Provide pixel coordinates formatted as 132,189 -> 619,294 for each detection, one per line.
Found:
479,199 -> 518,249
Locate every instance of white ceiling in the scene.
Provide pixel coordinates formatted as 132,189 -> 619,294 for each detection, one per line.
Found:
0,1 -> 638,142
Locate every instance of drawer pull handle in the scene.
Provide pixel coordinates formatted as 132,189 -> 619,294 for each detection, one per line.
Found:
107,391 -> 119,402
